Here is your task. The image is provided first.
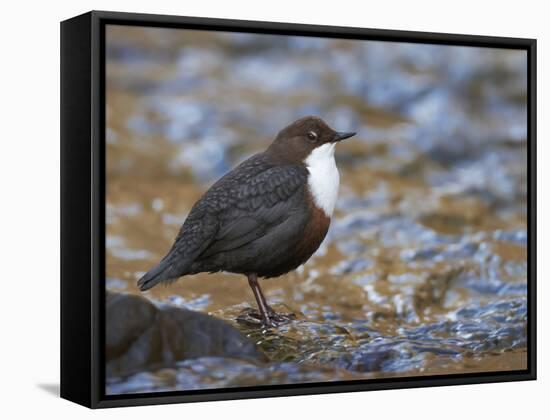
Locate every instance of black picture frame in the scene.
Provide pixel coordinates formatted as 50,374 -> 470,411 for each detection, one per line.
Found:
60,10 -> 537,409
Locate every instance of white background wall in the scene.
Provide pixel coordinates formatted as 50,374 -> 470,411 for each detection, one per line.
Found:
0,0 -> 545,418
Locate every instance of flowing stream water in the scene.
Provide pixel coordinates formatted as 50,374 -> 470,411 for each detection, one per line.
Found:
105,26 -> 528,394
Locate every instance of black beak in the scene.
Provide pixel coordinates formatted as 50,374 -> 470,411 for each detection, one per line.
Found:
333,131 -> 356,142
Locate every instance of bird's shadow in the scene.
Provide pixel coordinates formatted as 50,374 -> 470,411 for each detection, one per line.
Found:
37,383 -> 60,397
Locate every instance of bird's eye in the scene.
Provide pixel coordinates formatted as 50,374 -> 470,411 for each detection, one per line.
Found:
307,131 -> 318,142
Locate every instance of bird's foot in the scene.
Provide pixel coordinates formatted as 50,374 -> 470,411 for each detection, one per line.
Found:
237,306 -> 296,328
266,306 -> 296,324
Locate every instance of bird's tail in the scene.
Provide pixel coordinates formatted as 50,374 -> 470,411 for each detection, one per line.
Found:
137,259 -> 178,291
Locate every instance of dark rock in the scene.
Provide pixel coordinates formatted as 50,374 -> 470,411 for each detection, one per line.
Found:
106,292 -> 157,361
106,292 -> 265,378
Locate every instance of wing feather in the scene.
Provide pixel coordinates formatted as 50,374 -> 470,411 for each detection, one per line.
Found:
138,153 -> 308,289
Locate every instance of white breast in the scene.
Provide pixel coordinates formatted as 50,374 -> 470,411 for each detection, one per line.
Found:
304,143 -> 340,217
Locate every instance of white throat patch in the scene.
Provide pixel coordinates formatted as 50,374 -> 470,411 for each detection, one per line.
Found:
304,143 -> 339,217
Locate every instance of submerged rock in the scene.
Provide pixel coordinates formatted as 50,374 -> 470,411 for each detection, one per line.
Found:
107,356 -> 359,394
106,292 -> 265,378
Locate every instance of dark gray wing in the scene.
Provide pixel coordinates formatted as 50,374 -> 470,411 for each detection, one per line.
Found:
198,163 -> 308,258
137,153 -> 307,290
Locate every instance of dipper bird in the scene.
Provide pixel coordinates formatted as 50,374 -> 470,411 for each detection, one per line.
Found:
138,116 -> 355,326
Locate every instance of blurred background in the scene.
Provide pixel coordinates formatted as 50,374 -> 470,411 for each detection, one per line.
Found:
105,25 -> 528,393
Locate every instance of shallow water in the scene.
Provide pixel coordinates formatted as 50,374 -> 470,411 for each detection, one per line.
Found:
105,26 -> 528,393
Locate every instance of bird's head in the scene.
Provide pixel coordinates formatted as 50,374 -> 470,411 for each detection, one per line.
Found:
267,116 -> 356,164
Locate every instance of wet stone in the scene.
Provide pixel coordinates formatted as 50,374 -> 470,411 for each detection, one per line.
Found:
106,292 -> 265,379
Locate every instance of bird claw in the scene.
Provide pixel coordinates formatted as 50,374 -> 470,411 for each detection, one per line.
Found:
237,307 -> 296,328
266,307 -> 296,324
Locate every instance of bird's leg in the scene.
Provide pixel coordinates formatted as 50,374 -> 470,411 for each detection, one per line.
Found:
247,273 -> 274,327
253,277 -> 296,324
245,274 -> 296,327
